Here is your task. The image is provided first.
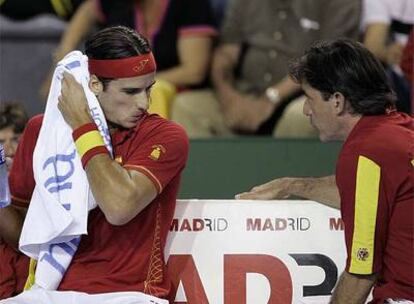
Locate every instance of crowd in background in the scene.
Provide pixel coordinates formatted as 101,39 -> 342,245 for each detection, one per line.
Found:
0,0 -> 413,141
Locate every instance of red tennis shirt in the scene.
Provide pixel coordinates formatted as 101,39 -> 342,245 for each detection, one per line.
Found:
8,113 -> 189,299
336,112 -> 414,303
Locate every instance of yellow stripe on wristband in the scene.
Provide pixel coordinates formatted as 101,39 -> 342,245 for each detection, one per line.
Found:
75,130 -> 105,157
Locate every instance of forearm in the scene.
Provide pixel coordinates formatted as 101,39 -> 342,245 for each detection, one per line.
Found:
236,175 -> 339,206
330,271 -> 376,304
289,175 -> 340,209
84,154 -> 156,225
267,76 -> 301,102
157,36 -> 212,87
54,0 -> 97,61
363,24 -> 389,63
85,155 -> 138,224
156,65 -> 207,87
211,45 -> 239,89
0,205 -> 26,249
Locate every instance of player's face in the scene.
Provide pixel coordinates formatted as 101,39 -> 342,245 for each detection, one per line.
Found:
0,126 -> 20,158
302,83 -> 341,142
97,72 -> 155,129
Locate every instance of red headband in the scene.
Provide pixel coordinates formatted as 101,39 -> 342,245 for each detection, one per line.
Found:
88,52 -> 156,78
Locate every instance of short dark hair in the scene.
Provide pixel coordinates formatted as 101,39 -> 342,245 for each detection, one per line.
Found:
85,26 -> 152,89
289,39 -> 396,115
0,102 -> 29,133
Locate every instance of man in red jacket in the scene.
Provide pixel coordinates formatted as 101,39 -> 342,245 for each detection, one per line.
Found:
238,39 -> 414,304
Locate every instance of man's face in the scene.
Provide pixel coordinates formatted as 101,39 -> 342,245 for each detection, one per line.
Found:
96,72 -> 155,129
302,83 -> 341,142
0,126 -> 20,158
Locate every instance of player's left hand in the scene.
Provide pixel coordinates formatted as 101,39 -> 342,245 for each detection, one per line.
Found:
58,72 -> 93,129
235,177 -> 294,200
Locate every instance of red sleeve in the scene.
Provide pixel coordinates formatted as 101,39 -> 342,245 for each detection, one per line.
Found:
123,121 -> 189,194
336,150 -> 388,275
9,115 -> 43,208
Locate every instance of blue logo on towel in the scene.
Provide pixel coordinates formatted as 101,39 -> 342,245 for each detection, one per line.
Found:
40,236 -> 81,275
65,60 -> 81,70
43,150 -> 76,194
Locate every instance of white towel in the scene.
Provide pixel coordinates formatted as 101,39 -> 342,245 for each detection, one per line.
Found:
19,51 -> 112,290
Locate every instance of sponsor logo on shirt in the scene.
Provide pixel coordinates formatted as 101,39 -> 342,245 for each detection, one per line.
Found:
357,248 -> 369,261
149,144 -> 166,161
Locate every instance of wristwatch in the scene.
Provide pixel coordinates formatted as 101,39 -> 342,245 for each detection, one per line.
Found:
265,87 -> 281,104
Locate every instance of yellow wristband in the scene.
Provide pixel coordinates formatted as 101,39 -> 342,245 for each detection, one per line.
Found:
72,123 -> 108,168
75,130 -> 105,158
